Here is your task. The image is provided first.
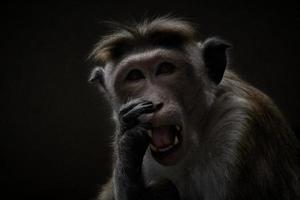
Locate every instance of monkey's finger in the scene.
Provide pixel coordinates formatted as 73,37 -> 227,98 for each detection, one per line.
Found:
129,124 -> 152,145
120,103 -> 154,131
138,113 -> 154,123
122,103 -> 155,123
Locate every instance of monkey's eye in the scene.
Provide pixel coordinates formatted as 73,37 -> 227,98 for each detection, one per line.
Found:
125,69 -> 145,82
156,62 -> 176,75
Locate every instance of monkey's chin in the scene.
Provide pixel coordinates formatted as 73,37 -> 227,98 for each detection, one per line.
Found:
148,125 -> 183,166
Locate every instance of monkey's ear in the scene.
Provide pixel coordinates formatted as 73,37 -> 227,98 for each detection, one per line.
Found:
89,66 -> 105,88
200,37 -> 231,84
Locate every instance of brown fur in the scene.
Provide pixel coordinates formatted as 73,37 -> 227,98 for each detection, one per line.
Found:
89,17 -> 197,64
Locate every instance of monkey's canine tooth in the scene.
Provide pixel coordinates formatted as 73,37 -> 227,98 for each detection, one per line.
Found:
174,136 -> 179,145
147,130 -> 152,138
175,125 -> 181,132
150,144 -> 158,152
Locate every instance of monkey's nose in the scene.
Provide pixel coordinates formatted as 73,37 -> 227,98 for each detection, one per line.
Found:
155,102 -> 164,111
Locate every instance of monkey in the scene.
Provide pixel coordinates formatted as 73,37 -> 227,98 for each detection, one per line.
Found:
88,17 -> 300,200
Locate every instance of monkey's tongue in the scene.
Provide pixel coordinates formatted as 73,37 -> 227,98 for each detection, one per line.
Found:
151,127 -> 174,148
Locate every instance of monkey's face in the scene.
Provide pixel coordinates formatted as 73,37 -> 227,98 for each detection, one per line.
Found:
103,47 -> 211,166
91,38 -> 230,166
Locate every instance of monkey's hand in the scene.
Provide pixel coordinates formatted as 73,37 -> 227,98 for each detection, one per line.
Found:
114,99 -> 154,200
117,99 -> 154,170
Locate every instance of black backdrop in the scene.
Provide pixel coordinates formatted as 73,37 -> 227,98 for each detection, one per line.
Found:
1,1 -> 299,200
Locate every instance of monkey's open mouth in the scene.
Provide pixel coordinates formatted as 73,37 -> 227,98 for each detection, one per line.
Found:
148,125 -> 182,160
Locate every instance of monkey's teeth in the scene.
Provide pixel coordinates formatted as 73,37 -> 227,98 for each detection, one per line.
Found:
175,125 -> 181,132
150,144 -> 175,153
158,145 -> 174,152
147,130 -> 152,138
174,136 -> 179,145
150,144 -> 158,152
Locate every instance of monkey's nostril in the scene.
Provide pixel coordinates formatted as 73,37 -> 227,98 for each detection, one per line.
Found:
155,102 -> 164,111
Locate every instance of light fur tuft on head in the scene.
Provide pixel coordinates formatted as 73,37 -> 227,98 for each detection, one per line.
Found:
89,16 -> 197,65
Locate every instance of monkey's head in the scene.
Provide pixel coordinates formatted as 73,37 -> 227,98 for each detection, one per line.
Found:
89,17 -> 230,166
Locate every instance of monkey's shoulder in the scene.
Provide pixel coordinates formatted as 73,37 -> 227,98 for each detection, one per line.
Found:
211,70 -> 296,142
218,71 -> 281,116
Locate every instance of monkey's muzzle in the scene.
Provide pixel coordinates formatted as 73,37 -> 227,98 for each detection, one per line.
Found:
148,125 -> 182,159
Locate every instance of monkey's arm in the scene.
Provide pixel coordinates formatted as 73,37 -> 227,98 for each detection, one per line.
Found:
99,100 -> 180,200
113,100 -> 153,200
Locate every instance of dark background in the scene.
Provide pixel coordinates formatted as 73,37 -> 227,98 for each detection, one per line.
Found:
1,1 -> 299,200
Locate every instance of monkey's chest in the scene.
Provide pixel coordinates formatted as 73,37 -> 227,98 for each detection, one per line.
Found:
142,150 -> 203,200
